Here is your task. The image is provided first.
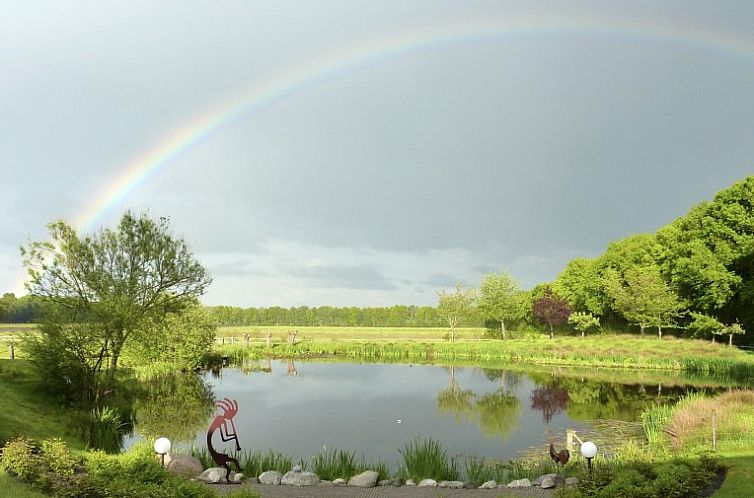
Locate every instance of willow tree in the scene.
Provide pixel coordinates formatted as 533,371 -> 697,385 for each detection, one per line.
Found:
22,211 -> 211,385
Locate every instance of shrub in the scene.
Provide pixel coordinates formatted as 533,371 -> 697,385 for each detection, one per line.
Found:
40,437 -> 77,478
0,437 -> 38,481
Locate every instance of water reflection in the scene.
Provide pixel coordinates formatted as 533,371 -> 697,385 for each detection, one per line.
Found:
124,360 -> 730,466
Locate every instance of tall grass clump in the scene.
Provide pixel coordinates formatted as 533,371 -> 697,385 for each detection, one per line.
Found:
667,390 -> 754,450
71,405 -> 128,453
236,449 -> 293,477
399,437 -> 459,481
641,403 -> 674,445
311,447 -> 357,480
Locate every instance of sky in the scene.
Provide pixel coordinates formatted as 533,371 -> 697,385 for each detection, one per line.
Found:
2,1 -> 754,307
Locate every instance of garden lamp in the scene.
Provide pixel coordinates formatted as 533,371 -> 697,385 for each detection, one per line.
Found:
580,441 -> 597,473
154,437 -> 172,467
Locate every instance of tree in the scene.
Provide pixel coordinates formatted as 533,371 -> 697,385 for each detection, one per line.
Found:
22,211 -> 212,385
553,258 -> 610,316
437,282 -> 475,342
688,312 -> 725,341
478,271 -> 526,340
605,265 -> 685,337
719,321 -> 746,347
568,311 -> 600,338
532,288 -> 571,339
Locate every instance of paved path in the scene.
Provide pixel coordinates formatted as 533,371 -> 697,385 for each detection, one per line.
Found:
211,482 -> 556,498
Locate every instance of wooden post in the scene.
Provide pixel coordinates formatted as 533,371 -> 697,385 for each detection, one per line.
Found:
243,333 -> 250,350
566,429 -> 574,454
266,331 -> 272,348
712,408 -> 717,452
9,343 -> 14,360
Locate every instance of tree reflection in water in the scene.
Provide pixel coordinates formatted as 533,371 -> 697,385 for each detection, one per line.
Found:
132,373 -> 215,442
437,366 -> 521,440
530,385 -> 569,424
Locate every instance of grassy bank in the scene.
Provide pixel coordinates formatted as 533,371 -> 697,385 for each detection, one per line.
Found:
218,334 -> 754,378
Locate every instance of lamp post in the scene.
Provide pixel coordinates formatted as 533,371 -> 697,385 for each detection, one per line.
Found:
580,441 -> 597,474
154,437 -> 172,468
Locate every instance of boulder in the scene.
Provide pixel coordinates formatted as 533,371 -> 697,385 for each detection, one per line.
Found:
507,478 -> 532,487
333,478 -> 347,486
418,479 -> 437,487
392,477 -> 404,486
405,479 -> 416,486
166,455 -> 203,478
281,468 -> 320,486
198,468 -> 225,483
479,480 -> 497,489
258,470 -> 283,485
566,477 -> 580,486
439,480 -> 465,488
232,473 -> 244,483
348,470 -> 379,488
541,477 -> 556,489
533,473 -> 563,486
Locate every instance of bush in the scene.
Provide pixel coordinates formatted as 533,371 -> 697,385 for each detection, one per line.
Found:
0,437 -> 38,481
40,437 -> 78,478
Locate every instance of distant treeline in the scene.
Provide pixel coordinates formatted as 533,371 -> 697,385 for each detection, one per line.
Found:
0,293 -> 42,323
206,305 -> 486,328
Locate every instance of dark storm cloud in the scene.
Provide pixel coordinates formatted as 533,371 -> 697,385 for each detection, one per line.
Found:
293,264 -> 397,290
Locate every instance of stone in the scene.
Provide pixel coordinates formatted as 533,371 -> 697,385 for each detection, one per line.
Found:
247,477 -> 259,484
418,479 -> 437,487
166,455 -> 203,478
348,470 -> 379,487
507,478 -> 532,487
198,467 -> 225,483
392,478 -> 403,486
566,477 -> 580,486
439,480 -> 465,488
333,478 -> 347,486
281,469 -> 320,486
232,473 -> 244,483
258,470 -> 283,485
319,480 -> 333,486
405,479 -> 416,486
533,473 -> 563,486
377,479 -> 392,486
479,480 -> 497,489
541,477 -> 556,489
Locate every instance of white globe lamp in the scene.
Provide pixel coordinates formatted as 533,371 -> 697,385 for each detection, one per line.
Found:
580,441 -> 597,472
154,437 -> 172,467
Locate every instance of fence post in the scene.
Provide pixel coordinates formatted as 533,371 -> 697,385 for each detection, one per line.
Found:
712,408 -> 717,452
9,343 -> 14,360
566,429 -> 574,454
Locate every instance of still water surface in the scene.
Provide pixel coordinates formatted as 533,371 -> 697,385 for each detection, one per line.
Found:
131,360 -> 713,467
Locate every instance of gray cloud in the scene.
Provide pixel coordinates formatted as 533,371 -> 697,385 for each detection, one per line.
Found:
293,264 -> 397,291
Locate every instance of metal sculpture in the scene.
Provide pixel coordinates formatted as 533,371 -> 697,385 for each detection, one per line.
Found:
207,397 -> 243,482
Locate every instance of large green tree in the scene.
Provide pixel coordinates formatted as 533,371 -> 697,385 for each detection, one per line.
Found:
604,265 -> 685,337
437,282 -> 475,342
478,271 -> 526,340
22,211 -> 212,383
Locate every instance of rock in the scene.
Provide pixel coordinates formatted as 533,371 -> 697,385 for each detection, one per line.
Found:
533,473 -> 564,486
281,469 -> 320,486
541,477 -> 556,489
439,480 -> 465,488
566,477 -> 580,486
405,479 -> 416,486
418,479 -> 437,487
232,473 -> 244,483
247,477 -> 259,484
258,470 -> 283,485
348,470 -> 379,487
507,478 -> 532,487
319,480 -> 333,486
333,478 -> 347,486
166,455 -> 203,478
377,479 -> 392,486
198,467 -> 225,483
479,480 -> 497,489
392,478 -> 403,486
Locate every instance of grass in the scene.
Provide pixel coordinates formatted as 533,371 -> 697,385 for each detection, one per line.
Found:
714,454 -> 754,498
0,471 -> 48,498
218,333 -> 754,378
0,360 -> 84,448
398,437 -> 460,482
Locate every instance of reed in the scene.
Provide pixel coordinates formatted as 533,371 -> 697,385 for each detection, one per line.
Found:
398,437 -> 459,482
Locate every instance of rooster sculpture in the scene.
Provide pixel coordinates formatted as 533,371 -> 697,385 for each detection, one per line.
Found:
549,442 -> 570,466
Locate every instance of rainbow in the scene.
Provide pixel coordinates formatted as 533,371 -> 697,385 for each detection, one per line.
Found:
73,13 -> 754,232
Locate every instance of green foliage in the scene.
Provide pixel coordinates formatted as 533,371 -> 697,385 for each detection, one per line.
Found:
478,271 -> 527,340
688,312 -> 724,339
1,437 -> 38,481
532,288 -> 572,338
21,211 -> 212,392
39,438 -> 78,478
71,406 -> 127,453
311,447 -> 358,480
554,258 -> 610,316
568,311 -> 600,338
124,305 -> 217,371
399,437 -> 459,481
234,449 -> 293,477
437,282 -> 476,342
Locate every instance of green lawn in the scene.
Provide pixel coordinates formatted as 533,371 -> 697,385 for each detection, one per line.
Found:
0,471 -> 47,498
715,454 -> 754,497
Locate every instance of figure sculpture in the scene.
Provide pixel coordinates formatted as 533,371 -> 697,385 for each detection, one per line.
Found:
207,397 -> 242,481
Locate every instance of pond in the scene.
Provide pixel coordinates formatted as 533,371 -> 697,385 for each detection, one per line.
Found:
126,360 -> 724,468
